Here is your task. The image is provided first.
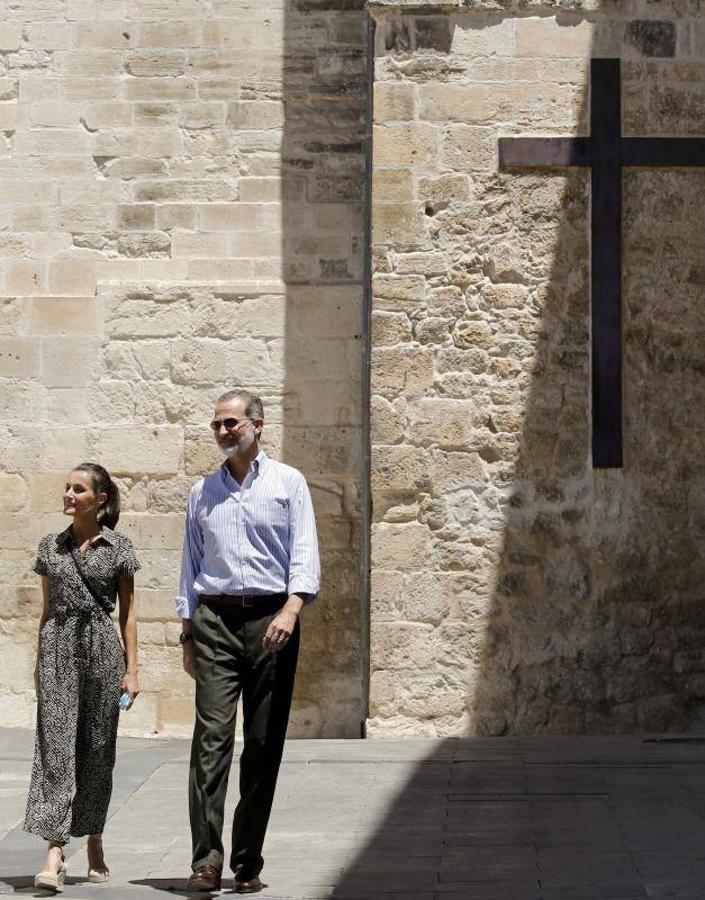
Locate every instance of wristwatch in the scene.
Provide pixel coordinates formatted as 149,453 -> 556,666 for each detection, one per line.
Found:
179,632 -> 193,645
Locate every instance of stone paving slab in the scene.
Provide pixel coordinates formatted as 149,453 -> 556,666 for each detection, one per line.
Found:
3,728 -> 705,898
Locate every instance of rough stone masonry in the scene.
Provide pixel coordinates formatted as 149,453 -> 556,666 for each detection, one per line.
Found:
368,0 -> 705,736
0,0 -> 367,737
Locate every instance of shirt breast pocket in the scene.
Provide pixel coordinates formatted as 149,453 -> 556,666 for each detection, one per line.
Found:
254,495 -> 289,537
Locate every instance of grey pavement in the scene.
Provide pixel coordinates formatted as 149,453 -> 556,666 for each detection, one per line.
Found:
2,728 -> 705,898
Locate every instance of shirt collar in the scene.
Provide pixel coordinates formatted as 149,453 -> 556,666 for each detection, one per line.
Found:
57,525 -> 116,548
220,450 -> 268,487
253,450 -> 267,473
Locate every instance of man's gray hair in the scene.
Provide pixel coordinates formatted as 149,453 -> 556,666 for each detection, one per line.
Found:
216,389 -> 264,420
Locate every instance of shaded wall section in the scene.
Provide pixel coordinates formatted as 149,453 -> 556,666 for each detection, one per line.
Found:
368,0 -> 705,737
281,0 -> 368,736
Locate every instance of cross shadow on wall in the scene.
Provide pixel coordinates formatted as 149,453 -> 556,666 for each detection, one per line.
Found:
281,0 -> 368,737
328,7 -> 705,900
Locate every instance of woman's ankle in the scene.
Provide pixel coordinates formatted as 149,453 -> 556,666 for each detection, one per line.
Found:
43,843 -> 64,870
87,836 -> 106,866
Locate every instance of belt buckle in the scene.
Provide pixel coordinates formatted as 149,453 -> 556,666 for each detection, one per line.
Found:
239,596 -> 254,608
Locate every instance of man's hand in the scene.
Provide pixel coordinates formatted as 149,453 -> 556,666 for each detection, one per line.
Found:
181,618 -> 195,679
183,642 -> 196,679
263,597 -> 302,654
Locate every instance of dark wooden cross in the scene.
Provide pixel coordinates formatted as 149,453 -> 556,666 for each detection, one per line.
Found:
499,58 -> 705,468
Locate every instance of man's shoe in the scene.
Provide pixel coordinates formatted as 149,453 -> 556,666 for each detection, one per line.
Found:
233,869 -> 263,894
186,865 -> 222,892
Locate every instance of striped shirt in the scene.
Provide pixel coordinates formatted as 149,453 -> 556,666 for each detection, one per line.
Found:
176,451 -> 320,620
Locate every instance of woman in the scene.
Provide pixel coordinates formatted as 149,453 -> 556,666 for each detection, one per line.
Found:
24,463 -> 140,892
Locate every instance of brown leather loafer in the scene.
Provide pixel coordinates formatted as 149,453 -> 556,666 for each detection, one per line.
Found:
186,864 -> 222,892
234,870 -> 263,893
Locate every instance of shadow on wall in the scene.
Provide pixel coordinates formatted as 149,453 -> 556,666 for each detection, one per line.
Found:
281,0 -> 368,737
469,121 -> 595,733
471,30 -> 705,739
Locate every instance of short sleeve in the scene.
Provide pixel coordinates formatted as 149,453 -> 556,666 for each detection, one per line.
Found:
115,536 -> 142,579
31,534 -> 51,575
32,535 -> 50,577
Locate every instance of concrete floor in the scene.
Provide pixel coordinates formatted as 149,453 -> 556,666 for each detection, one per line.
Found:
2,726 -> 705,898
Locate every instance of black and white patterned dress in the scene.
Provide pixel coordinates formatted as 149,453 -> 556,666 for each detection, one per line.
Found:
23,526 -> 140,844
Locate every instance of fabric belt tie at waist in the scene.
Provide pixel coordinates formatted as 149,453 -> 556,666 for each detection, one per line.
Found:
51,608 -> 106,673
53,607 -> 105,625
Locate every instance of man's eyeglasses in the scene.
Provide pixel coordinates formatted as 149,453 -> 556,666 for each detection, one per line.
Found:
210,417 -> 252,432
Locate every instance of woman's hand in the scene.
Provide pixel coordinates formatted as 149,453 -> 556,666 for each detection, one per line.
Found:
122,670 -> 140,700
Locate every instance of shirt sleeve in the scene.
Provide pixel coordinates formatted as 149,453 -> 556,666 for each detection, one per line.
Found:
176,485 -> 204,620
116,536 -> 142,578
287,475 -> 320,602
32,535 -> 50,576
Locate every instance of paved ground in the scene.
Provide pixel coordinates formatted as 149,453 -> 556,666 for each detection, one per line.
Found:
2,727 -> 705,898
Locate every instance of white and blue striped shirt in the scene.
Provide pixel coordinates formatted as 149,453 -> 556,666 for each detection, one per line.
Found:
176,451 -> 320,620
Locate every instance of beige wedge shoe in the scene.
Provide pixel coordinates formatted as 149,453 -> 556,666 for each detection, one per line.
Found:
87,865 -> 110,883
34,859 -> 67,893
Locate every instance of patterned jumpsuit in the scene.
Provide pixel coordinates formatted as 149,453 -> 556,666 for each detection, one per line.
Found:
23,526 -> 140,844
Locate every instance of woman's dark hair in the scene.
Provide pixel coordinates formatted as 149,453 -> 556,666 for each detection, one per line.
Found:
73,462 -> 120,529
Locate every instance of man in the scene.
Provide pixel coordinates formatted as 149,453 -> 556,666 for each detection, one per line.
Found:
176,389 -> 320,893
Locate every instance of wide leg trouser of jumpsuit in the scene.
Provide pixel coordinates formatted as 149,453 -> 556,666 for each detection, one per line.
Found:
189,599 -> 300,876
23,609 -> 125,844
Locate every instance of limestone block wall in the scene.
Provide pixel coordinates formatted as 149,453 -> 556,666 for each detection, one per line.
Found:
368,0 -> 705,736
0,0 -> 367,737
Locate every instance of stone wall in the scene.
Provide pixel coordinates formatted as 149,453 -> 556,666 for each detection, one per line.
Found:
368,0 -> 705,736
0,0 -> 367,737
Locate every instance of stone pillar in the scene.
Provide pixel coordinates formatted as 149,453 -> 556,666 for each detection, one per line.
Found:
368,0 -> 705,736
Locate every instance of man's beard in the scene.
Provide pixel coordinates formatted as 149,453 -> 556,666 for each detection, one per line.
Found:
218,434 -> 255,457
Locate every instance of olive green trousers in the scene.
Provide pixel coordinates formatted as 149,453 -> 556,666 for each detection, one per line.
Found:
188,597 -> 299,875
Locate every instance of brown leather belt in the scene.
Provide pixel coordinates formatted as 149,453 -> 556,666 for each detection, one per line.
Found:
201,593 -> 287,611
